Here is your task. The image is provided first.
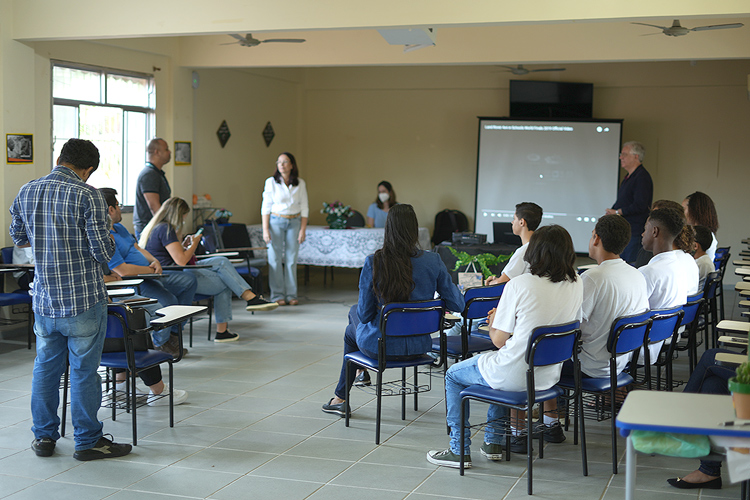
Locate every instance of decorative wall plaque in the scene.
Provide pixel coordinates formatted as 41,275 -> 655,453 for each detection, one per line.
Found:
263,122 -> 275,147
217,120 -> 231,148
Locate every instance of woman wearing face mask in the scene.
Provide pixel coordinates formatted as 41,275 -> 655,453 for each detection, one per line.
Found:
366,181 -> 397,228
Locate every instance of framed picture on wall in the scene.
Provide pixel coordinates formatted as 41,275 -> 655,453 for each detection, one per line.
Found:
7,134 -> 33,164
174,141 -> 191,166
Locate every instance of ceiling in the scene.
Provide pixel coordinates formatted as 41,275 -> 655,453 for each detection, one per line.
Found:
10,0 -> 750,68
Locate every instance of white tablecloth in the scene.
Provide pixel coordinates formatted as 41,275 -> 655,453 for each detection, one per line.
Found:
246,225 -> 431,268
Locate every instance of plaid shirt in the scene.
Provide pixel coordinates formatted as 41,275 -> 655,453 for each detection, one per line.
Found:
9,166 -> 115,318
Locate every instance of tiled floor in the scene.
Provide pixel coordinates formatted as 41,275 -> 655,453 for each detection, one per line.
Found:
0,267 -> 744,499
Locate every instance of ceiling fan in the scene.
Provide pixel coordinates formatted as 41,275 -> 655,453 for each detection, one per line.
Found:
632,19 -> 744,37
222,33 -> 306,47
498,65 -> 566,76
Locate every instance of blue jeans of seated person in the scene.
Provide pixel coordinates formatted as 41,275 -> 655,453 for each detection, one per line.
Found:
268,215 -> 301,302
31,299 -> 107,451
139,270 -> 198,346
334,304 -> 423,401
187,256 -> 251,325
445,356 -> 508,456
684,348 -> 734,477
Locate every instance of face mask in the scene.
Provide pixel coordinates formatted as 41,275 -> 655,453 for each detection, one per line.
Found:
378,192 -> 390,203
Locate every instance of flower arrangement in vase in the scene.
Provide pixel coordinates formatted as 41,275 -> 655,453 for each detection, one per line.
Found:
321,201 -> 354,229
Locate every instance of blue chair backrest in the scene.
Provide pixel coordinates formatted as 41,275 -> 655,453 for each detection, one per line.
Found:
648,306 -> 684,344
703,271 -> 721,299
0,247 -> 12,265
608,310 -> 652,355
526,320 -> 580,367
381,299 -> 444,337
106,304 -> 129,339
463,283 -> 505,320
680,294 -> 703,327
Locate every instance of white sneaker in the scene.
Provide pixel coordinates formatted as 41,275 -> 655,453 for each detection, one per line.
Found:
148,383 -> 188,407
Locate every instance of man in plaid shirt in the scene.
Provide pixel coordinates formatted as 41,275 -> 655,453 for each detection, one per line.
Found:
9,139 -> 132,461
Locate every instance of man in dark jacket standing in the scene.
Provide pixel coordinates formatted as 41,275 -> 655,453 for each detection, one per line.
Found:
606,141 -> 653,264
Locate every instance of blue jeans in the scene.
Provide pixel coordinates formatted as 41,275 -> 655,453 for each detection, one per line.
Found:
268,215 -> 301,302
445,356 -> 507,455
31,299 -> 107,450
139,271 -> 198,346
187,256 -> 250,325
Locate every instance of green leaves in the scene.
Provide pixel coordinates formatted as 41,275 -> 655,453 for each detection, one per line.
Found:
736,362 -> 750,385
446,246 -> 512,278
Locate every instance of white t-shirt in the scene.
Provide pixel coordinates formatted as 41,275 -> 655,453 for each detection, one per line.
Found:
502,242 -> 530,279
695,254 -> 715,292
638,250 -> 699,363
579,259 -> 649,378
478,273 -> 583,391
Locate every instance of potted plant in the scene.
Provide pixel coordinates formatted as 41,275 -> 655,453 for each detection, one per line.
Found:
728,362 -> 750,419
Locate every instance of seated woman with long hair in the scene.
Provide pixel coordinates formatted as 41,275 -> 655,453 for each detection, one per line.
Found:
427,225 -> 583,469
322,204 -> 464,416
139,197 -> 277,343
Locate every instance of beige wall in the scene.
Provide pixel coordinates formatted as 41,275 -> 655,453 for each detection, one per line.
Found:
192,68 -> 303,225
2,34 -> 749,283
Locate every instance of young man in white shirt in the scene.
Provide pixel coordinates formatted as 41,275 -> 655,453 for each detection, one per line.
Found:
486,202 -> 543,285
639,207 -> 699,363
577,215 -> 649,378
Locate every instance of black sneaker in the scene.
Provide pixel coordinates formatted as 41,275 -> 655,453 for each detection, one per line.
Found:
31,438 -> 55,457
426,449 -> 471,469
501,434 -> 533,454
322,398 -> 348,417
155,336 -> 187,358
73,435 -> 132,461
214,331 -> 240,342
532,421 -> 566,443
246,296 -> 279,312
354,370 -> 371,387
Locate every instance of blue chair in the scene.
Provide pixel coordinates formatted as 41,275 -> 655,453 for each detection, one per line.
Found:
713,247 -> 730,320
61,303 -> 205,445
431,283 -> 503,366
643,306 -> 685,391
701,271 -> 722,348
672,292 -> 705,375
0,246 -> 33,349
457,321 -> 582,495
558,311 -> 652,475
344,299 -> 445,444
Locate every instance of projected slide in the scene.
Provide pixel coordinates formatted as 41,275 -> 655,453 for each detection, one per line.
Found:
475,118 -> 622,253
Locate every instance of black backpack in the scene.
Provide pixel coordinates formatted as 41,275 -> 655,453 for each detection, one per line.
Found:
432,209 -> 468,245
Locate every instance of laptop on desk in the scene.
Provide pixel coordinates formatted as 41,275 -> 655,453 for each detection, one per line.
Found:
493,222 -> 521,246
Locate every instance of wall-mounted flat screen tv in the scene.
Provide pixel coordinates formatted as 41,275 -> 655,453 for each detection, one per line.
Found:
510,80 -> 593,119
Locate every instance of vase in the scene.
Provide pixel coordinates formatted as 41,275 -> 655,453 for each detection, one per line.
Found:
728,378 -> 750,419
326,214 -> 347,229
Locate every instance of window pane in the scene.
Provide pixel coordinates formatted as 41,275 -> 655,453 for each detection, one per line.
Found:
80,105 -> 123,194
53,66 -> 101,102
52,105 -> 78,166
123,111 -> 147,206
107,74 -> 152,108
